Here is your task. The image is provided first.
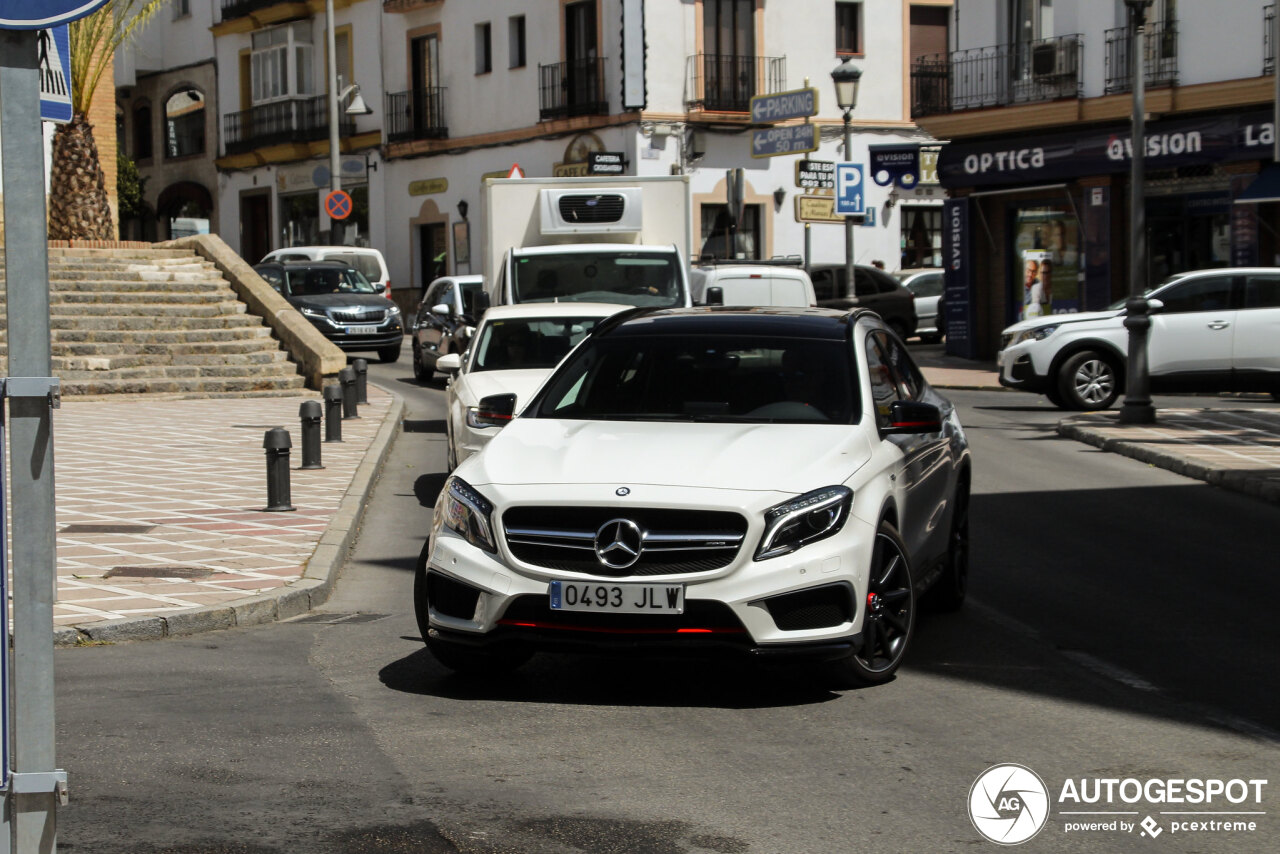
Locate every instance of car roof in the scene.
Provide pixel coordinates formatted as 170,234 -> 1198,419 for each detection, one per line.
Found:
259,260 -> 353,270
427,275 -> 484,286
600,306 -> 858,340
266,246 -> 383,255
692,264 -> 811,278
479,302 -> 630,322
511,243 -> 676,256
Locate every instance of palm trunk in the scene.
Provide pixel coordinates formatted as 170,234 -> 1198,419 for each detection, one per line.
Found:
48,114 -> 115,241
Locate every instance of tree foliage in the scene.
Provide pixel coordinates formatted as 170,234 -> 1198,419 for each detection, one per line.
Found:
69,0 -> 170,116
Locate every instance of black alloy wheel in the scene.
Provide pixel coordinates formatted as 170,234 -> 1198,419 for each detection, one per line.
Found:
835,520 -> 916,686
412,344 -> 428,381
378,343 -> 402,363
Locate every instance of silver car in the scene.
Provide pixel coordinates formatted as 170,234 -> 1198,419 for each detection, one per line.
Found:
894,268 -> 945,343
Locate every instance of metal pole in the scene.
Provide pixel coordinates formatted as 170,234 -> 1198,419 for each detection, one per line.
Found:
843,108 -> 856,300
1274,5 -> 1279,165
1119,1 -> 1156,425
325,0 -> 343,245
1,28 -> 62,854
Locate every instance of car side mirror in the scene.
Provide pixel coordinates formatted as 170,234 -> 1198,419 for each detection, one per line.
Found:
1146,297 -> 1164,314
885,400 -> 943,434
432,303 -> 451,316
436,353 -> 462,374
473,393 -> 517,428
705,286 -> 724,306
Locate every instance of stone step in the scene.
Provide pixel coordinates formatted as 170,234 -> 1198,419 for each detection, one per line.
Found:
42,313 -> 261,331
53,350 -> 291,372
7,278 -> 233,294
49,291 -> 237,308
49,337 -> 279,355
55,362 -> 303,382
28,326 -> 277,345
60,375 -> 308,397
14,270 -> 228,285
33,302 -> 248,318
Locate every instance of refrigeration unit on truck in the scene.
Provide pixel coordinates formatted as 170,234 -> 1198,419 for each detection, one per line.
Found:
482,175 -> 694,309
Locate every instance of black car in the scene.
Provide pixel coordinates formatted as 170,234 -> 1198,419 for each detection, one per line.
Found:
809,264 -> 918,342
254,260 -> 404,363
412,274 -> 485,381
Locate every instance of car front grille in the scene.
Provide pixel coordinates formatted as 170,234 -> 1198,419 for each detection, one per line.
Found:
501,506 -> 748,578
331,308 -> 388,323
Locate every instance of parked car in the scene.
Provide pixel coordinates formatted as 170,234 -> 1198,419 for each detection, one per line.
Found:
894,268 -> 944,343
253,260 -> 403,362
416,306 -> 972,685
412,275 -> 486,381
434,303 -> 627,469
260,246 -> 391,295
808,264 -> 918,342
997,267 -> 1280,409
689,263 -> 816,307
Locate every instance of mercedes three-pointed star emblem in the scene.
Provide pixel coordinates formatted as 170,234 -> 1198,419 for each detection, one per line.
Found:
593,518 -> 644,569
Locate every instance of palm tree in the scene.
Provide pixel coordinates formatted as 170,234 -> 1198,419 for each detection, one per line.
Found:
49,0 -> 168,241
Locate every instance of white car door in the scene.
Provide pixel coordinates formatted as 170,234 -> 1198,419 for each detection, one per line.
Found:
1146,274 -> 1236,377
1233,273 -> 1280,381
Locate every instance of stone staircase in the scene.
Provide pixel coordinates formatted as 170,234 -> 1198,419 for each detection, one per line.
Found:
0,247 -> 306,396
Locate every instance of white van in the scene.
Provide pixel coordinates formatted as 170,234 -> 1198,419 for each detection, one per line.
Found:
260,246 -> 391,295
689,263 -> 816,308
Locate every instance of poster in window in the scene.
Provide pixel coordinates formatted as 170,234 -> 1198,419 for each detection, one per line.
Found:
1012,208 -> 1080,321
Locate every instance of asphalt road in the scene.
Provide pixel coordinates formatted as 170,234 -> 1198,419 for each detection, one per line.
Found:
53,352 -> 1280,853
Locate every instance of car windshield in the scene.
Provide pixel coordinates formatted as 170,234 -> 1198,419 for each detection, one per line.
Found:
530,333 -> 859,424
285,267 -> 378,296
1106,279 -> 1178,310
471,316 -> 606,372
325,253 -> 382,283
513,252 -> 683,307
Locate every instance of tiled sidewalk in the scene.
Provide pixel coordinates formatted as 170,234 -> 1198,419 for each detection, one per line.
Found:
43,388 -> 397,637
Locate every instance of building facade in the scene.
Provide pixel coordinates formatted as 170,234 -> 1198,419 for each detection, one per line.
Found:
914,0 -> 1280,360
119,0 -> 953,314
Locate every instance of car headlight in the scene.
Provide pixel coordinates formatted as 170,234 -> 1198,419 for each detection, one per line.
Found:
299,306 -> 325,319
387,305 -> 401,316
755,486 -> 853,561
435,477 -> 498,553
1012,324 -> 1059,346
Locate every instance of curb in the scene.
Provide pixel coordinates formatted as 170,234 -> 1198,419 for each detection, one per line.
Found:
1057,421 -> 1280,507
55,393 -> 406,646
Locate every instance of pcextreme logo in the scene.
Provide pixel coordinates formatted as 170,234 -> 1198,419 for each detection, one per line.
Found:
969,765 -> 1270,845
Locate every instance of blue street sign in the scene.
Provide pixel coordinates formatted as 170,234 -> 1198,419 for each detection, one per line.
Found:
835,163 -> 865,215
0,0 -> 110,29
751,123 -> 817,158
750,87 -> 819,124
38,26 -> 72,123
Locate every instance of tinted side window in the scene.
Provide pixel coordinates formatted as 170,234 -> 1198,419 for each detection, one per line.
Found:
1244,274 -> 1280,309
865,335 -> 900,429
870,269 -> 901,294
811,269 -> 838,301
1157,276 -> 1234,313
256,266 -> 283,290
854,269 -> 878,298
877,331 -> 924,400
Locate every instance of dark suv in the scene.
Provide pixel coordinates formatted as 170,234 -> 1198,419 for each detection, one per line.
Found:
808,264 -> 918,342
254,260 -> 404,362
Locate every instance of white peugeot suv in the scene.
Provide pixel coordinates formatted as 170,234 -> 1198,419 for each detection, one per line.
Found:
415,307 -> 972,686
998,268 -> 1280,409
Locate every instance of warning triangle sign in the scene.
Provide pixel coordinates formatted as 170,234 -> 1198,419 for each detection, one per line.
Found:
507,163 -> 525,179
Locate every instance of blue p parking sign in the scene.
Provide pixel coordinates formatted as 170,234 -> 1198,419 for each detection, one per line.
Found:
835,163 -> 865,215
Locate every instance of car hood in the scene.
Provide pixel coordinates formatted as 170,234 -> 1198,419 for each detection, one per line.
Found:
457,369 -> 552,410
1001,308 -> 1123,336
288,293 -> 394,311
464,418 -> 872,495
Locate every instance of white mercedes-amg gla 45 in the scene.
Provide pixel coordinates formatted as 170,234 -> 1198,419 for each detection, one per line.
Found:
416,307 -> 972,685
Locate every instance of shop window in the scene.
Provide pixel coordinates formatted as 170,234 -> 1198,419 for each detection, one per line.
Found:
699,203 -> 760,261
132,103 -> 152,160
900,206 -> 942,269
836,2 -> 862,56
165,88 -> 205,159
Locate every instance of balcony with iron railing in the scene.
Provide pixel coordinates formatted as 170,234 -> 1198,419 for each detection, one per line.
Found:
222,96 -> 353,156
910,35 -> 1083,118
219,0 -> 282,22
685,53 -> 787,113
386,88 -> 448,143
538,57 -> 608,121
1104,20 -> 1178,93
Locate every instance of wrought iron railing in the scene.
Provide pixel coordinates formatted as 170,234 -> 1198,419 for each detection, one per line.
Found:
1104,20 -> 1178,93
386,88 -> 448,143
538,57 -> 608,121
685,53 -> 787,113
1265,4 -> 1276,75
222,96 -> 352,156
909,35 -> 1082,118
220,0 -> 280,22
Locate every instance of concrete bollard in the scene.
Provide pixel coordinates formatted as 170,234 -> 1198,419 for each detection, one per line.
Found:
352,358 -> 369,404
262,428 -> 296,512
322,384 -> 343,442
298,400 -> 324,470
339,366 -> 359,419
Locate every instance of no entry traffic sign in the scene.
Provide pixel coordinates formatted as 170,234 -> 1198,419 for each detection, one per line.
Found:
325,190 -> 353,220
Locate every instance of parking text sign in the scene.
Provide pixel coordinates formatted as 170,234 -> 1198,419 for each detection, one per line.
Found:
751,123 -> 817,158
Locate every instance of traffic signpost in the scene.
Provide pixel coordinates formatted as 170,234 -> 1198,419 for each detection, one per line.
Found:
751,123 -> 818,158
2,3 -> 110,849
325,189 -> 353,221
749,87 -> 818,124
835,163 -> 865,215
37,26 -> 71,123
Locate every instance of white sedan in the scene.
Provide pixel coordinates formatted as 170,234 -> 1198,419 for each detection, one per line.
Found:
436,303 -> 627,469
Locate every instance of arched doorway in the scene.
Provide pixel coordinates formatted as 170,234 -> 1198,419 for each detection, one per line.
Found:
156,181 -> 213,241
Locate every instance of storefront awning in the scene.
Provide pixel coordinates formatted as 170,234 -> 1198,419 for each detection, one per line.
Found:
1233,164 -> 1280,204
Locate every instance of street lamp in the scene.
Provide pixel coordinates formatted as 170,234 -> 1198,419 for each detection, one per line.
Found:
1119,0 -> 1156,424
325,0 -> 372,245
832,58 -> 862,301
